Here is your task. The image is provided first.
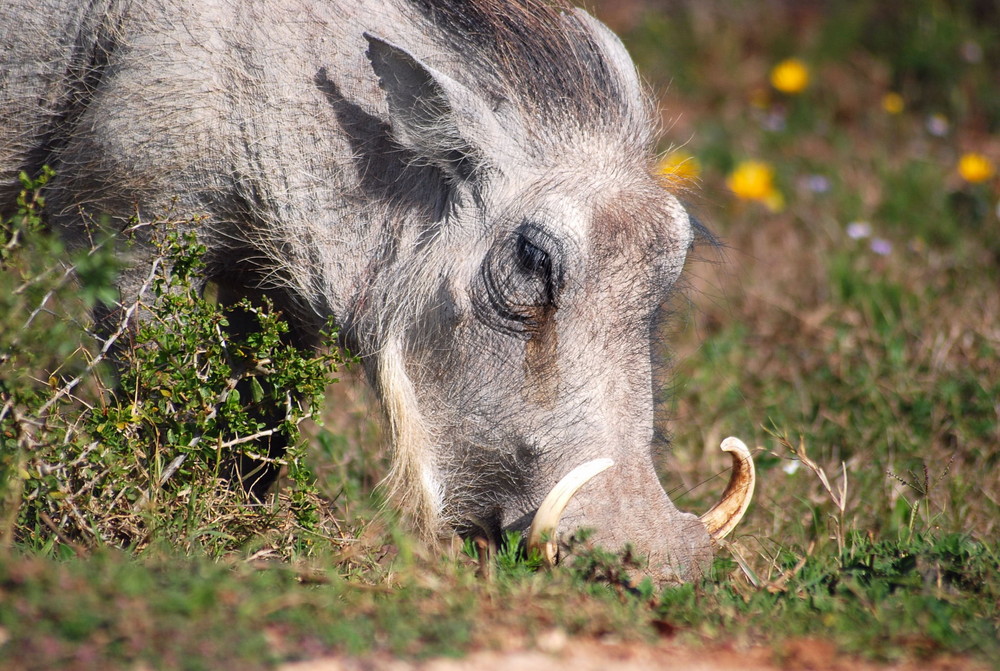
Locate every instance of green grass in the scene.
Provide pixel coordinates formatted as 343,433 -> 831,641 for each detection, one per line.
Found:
651,0 -> 1000,662
0,539 -> 680,669
2,1 -> 999,668
661,533 -> 998,660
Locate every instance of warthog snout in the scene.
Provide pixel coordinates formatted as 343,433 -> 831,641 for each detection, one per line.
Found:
528,439 -> 756,582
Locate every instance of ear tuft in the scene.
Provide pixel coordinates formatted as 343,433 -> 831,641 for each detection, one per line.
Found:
568,9 -> 649,120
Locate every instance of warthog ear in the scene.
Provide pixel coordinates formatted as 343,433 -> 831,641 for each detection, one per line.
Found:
364,33 -> 500,183
567,9 -> 650,125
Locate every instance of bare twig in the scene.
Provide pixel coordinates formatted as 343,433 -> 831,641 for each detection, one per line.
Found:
768,427 -> 849,553
37,256 -> 164,417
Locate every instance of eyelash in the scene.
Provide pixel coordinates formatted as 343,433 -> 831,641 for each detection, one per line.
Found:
472,225 -> 562,337
515,234 -> 551,280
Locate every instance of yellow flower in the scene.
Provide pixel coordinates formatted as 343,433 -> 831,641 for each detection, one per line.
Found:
881,92 -> 905,115
958,153 -> 995,183
770,58 -> 810,94
727,161 -> 784,212
727,161 -> 772,199
657,150 -> 701,187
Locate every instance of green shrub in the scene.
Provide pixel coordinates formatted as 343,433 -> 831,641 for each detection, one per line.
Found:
1,169 -> 343,558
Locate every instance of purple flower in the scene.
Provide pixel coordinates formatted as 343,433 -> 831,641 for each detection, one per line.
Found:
761,111 -> 787,132
961,40 -> 983,64
870,238 -> 892,256
926,114 -> 950,137
800,174 -> 831,194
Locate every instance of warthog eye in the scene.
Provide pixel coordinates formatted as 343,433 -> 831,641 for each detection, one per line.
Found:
508,225 -> 559,310
472,223 -> 562,337
515,234 -> 551,279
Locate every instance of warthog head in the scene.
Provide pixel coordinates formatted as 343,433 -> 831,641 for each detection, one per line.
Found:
350,2 -> 754,584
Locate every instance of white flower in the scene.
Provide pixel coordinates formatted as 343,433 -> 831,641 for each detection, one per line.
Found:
846,221 -> 872,239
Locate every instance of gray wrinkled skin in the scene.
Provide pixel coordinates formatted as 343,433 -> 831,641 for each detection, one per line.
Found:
1,0 -> 712,583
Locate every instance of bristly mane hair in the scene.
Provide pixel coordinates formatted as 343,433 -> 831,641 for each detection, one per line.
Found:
408,0 -> 649,140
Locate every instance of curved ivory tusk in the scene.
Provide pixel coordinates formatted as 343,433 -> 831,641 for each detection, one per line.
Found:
699,437 -> 756,541
527,458 -> 615,565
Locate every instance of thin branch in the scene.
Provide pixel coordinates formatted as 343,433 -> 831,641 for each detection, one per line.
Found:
37,256 -> 163,417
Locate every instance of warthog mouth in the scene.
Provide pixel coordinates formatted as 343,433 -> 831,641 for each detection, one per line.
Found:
526,437 -> 756,565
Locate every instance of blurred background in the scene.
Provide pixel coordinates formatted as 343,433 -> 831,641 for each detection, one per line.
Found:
576,0 -> 999,554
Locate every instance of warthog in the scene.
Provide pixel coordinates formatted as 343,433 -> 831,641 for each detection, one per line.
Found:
1,0 -> 753,583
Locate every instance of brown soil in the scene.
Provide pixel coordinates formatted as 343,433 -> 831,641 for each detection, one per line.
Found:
280,638 -> 988,671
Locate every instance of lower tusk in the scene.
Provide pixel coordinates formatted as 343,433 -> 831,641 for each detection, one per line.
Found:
527,458 -> 615,565
699,437 -> 756,541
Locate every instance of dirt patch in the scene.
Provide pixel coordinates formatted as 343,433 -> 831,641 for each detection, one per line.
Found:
280,638 -> 987,671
